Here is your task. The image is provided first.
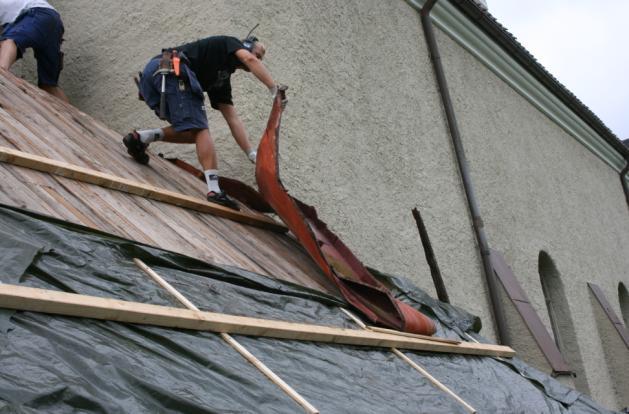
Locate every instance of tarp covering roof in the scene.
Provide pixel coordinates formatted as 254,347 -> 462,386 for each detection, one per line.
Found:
0,204 -> 618,413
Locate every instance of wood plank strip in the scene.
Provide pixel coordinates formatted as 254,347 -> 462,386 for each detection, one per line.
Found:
191,209 -> 307,281
5,167 -> 102,228
342,308 -> 476,413
0,165 -> 59,217
56,179 -> 161,247
0,146 -> 287,232
134,259 -> 320,414
2,162 -> 319,287
367,326 -> 461,345
0,284 -> 515,357
40,185 -> 102,229
128,196 -> 246,267
392,348 -> 476,413
187,206 -> 336,293
2,72 -> 236,199
0,91 -> 90,164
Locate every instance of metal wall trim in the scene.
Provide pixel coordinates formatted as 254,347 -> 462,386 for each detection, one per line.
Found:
490,249 -> 572,374
588,283 -> 629,349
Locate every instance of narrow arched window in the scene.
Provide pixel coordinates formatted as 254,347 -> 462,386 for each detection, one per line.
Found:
619,282 -> 629,327
538,251 -> 564,350
538,251 -> 589,393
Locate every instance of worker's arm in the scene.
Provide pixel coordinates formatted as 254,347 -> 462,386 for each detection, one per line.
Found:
234,49 -> 275,90
218,103 -> 257,163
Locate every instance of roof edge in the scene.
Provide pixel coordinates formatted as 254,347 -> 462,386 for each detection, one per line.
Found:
405,0 -> 629,171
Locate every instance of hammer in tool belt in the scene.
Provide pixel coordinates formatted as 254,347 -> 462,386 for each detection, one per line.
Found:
154,49 -> 181,120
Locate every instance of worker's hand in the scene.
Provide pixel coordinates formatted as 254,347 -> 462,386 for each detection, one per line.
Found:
269,85 -> 278,99
269,84 -> 288,110
247,150 -> 257,164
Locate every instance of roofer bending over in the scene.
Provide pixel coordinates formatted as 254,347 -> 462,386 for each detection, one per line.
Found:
124,34 -> 286,210
0,0 -> 68,102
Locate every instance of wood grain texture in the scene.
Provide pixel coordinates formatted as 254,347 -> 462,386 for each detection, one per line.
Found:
0,284 -> 516,357
0,69 -> 336,294
0,145 -> 286,231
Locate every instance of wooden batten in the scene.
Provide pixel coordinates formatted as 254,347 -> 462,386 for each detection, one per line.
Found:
0,146 -> 286,232
367,325 -> 461,345
135,259 -> 320,414
341,308 -> 477,413
0,284 -> 515,357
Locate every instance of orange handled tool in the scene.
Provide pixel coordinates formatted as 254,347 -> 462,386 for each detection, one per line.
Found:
172,50 -> 180,77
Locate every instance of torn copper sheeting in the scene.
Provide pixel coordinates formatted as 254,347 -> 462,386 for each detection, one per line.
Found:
163,156 -> 274,213
255,89 -> 436,335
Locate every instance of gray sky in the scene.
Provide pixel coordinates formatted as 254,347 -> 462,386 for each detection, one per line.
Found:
487,0 -> 629,140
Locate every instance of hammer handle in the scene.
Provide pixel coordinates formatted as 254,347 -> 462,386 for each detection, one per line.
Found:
159,74 -> 167,120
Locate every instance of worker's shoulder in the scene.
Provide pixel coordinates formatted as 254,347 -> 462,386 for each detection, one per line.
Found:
206,35 -> 242,44
183,35 -> 241,48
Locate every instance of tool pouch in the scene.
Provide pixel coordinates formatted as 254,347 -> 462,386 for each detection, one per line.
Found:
159,50 -> 173,71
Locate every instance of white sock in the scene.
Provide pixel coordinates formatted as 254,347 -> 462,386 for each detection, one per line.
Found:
204,169 -> 221,193
137,128 -> 164,145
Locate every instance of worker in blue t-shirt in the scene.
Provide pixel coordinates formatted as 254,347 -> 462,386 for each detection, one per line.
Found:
124,35 -> 286,210
0,0 -> 68,102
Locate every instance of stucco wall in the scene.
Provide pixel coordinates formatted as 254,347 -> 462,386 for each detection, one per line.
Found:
436,26 -> 629,410
9,0 -> 628,409
20,0 -> 493,334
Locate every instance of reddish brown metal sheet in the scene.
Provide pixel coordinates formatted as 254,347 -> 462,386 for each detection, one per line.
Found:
588,283 -> 629,348
164,157 -> 274,213
255,90 -> 435,335
490,249 -> 572,374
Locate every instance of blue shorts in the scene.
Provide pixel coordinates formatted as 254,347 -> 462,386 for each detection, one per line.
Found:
1,7 -> 64,86
139,57 -> 209,132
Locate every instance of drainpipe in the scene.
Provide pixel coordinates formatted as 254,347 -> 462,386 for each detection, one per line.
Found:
419,0 -> 510,345
622,159 -> 629,210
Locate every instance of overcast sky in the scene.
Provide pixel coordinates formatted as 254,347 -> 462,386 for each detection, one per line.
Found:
487,0 -> 629,140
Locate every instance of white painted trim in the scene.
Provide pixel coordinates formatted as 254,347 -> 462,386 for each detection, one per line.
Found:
404,0 -> 626,172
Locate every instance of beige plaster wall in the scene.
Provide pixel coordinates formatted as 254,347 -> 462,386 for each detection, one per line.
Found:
436,27 -> 629,410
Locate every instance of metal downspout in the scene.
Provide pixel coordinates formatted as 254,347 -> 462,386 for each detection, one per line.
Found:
419,0 -> 510,345
622,159 -> 629,210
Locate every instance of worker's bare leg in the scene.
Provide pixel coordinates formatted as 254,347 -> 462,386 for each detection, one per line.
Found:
40,84 -> 69,103
193,129 -> 218,171
160,126 -> 195,144
0,39 -> 18,70
160,127 -> 217,170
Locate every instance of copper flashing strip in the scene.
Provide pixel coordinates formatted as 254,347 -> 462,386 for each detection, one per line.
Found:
163,157 -> 274,213
490,249 -> 572,374
588,283 -> 629,349
0,146 -> 287,232
255,90 -> 435,335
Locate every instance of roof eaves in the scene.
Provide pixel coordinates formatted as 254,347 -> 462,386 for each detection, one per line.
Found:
450,0 -> 629,159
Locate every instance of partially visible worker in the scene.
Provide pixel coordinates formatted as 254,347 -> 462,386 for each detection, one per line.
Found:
0,0 -> 68,102
124,34 -> 286,210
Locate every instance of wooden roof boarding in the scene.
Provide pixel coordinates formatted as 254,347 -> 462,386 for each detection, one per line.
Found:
0,68 -> 336,295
